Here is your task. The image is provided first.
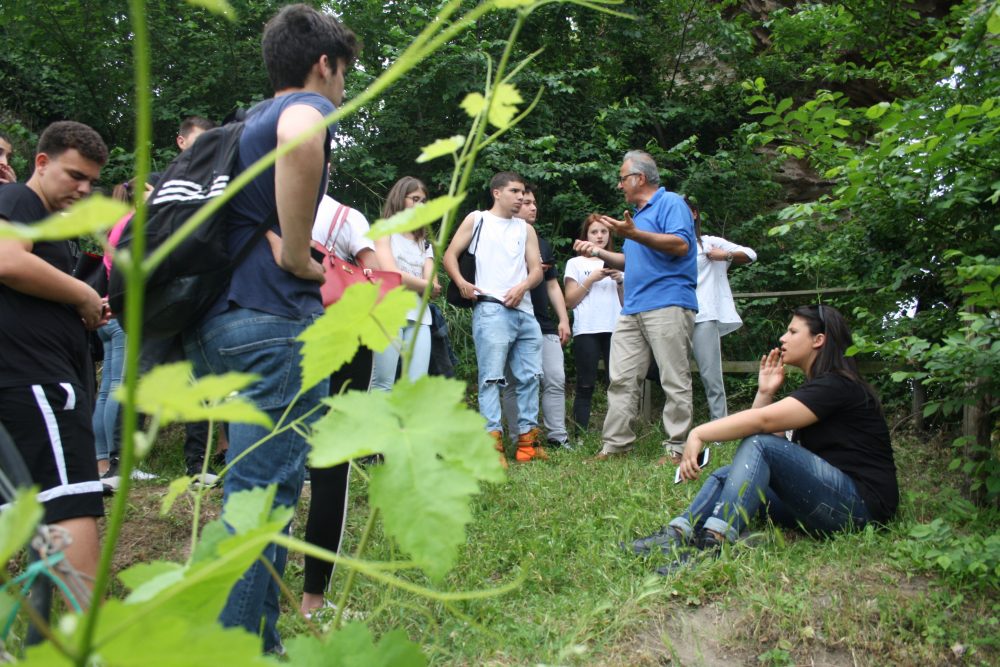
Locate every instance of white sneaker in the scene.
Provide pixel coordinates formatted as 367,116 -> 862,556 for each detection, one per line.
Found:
190,472 -> 219,489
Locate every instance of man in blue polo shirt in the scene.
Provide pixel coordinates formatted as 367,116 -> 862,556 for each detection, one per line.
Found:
573,150 -> 697,464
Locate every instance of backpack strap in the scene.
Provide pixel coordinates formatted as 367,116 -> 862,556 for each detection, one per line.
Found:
469,211 -> 484,254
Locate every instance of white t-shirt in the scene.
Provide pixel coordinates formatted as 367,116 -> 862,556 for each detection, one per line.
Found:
390,233 -> 434,325
695,234 -> 756,334
473,211 -> 533,315
564,255 -> 622,335
312,195 -> 375,262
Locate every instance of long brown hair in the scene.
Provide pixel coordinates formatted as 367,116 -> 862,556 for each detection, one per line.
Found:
793,304 -> 882,410
382,176 -> 429,244
578,213 -> 614,251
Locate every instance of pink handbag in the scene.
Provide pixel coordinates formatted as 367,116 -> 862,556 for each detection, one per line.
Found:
317,204 -> 401,307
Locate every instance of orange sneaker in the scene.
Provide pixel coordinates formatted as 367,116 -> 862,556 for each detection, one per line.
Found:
489,430 -> 508,469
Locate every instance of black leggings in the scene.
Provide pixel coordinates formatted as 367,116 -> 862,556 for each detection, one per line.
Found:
302,347 -> 373,595
572,332 -> 612,434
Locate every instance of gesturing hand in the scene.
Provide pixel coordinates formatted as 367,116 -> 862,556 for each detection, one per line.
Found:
757,347 -> 785,398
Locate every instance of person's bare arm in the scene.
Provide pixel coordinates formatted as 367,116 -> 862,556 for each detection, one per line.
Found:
442,213 -> 480,301
275,104 -> 327,283
504,225 -> 543,308
0,238 -> 107,329
600,211 -> 688,257
546,277 -> 571,345
573,238 -> 625,270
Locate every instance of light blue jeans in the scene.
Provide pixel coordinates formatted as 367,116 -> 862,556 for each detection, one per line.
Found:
370,321 -> 431,392
669,434 -> 873,543
472,302 -> 542,434
93,319 -> 126,461
184,306 -> 328,653
502,333 -> 568,443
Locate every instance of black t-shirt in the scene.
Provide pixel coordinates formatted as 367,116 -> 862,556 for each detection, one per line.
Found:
0,184 -> 91,388
529,236 -> 558,335
790,373 -> 899,522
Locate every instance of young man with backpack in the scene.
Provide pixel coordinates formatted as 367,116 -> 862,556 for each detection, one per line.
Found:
443,172 -> 545,465
178,4 -> 359,652
0,120 -> 109,596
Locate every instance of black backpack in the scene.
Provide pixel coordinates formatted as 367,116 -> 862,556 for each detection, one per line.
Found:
108,121 -> 273,340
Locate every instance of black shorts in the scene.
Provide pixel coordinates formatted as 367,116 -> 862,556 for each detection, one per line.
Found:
0,382 -> 104,523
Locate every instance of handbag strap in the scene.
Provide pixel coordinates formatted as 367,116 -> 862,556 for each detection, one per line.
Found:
324,204 -> 352,254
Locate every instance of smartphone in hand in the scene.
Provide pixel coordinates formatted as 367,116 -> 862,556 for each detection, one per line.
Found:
674,448 -> 710,484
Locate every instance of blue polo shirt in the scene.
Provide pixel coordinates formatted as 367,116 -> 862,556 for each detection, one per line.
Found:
620,188 -> 697,315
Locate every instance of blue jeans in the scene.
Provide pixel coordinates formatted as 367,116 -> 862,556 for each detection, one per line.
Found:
93,319 -> 126,461
472,302 -> 542,434
370,321 -> 431,392
669,434 -> 872,543
184,306 -> 328,652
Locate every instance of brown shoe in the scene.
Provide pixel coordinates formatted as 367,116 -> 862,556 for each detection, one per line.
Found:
489,430 -> 508,469
655,451 -> 683,467
586,450 -> 631,463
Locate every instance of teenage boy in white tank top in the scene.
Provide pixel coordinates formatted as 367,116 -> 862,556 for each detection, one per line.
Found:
444,172 -> 546,465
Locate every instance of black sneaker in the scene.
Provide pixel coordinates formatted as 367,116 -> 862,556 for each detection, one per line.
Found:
656,532 -> 723,576
625,526 -> 692,556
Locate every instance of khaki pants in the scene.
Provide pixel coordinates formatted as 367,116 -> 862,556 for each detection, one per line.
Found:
600,306 -> 694,455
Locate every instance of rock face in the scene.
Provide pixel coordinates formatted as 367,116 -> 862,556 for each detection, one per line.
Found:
759,146 -> 835,204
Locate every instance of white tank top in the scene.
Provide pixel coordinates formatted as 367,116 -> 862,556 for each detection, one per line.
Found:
473,211 -> 533,314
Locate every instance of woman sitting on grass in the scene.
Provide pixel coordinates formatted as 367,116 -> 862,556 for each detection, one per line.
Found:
631,305 -> 899,574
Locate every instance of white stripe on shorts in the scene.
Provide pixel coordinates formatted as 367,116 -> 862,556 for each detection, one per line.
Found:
60,383 -> 76,410
31,384 -> 69,486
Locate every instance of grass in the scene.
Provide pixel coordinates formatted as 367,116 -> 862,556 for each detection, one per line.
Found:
5,406 -> 998,665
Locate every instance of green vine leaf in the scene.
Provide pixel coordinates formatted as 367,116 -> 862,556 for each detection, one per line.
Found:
297,283 -> 412,392
368,194 -> 466,240
309,376 -> 504,578
488,83 -> 524,129
460,92 -> 486,118
495,0 -> 535,7
184,0 -> 237,20
125,361 -> 272,429
0,488 -> 43,565
285,623 -> 426,666
0,195 -> 128,241
415,135 -> 465,163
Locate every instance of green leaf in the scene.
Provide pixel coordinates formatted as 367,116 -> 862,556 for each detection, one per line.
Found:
0,488 -> 43,564
989,4 -> 1000,33
297,283 -> 412,392
125,362 -> 272,429
309,376 -> 504,578
495,0 -> 534,7
0,195 -> 129,241
774,97 -> 793,115
161,475 -> 194,515
185,0 -> 237,20
865,102 -> 890,119
368,194 -> 465,240
487,83 -> 524,129
415,135 -> 465,163
285,623 -> 426,666
460,92 -> 486,118
118,561 -> 184,595
222,484 -> 292,536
